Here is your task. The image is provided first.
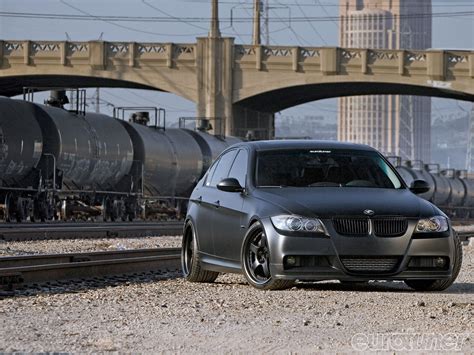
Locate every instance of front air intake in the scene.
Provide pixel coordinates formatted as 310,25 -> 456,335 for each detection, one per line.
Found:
340,256 -> 401,273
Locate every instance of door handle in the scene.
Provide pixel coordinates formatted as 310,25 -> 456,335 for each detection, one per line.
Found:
214,200 -> 220,208
196,196 -> 202,204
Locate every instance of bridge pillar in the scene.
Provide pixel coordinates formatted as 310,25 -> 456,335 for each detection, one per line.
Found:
196,37 -> 275,140
232,105 -> 275,140
196,37 -> 234,137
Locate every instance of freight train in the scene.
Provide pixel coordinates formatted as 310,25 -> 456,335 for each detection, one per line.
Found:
393,159 -> 474,218
0,91 -> 239,222
0,92 -> 473,222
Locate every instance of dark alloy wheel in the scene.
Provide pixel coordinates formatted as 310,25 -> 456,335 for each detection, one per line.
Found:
181,222 -> 219,283
404,232 -> 463,292
182,227 -> 194,276
242,222 -> 294,290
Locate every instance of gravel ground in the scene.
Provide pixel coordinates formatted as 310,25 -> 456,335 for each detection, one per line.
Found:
0,245 -> 472,353
453,225 -> 474,233
0,236 -> 182,256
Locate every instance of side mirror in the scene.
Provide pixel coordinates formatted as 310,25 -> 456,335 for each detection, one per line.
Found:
217,178 -> 244,193
410,179 -> 431,195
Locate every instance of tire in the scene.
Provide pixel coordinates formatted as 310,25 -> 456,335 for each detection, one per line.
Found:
241,221 -> 294,290
405,232 -> 463,292
181,222 -> 219,283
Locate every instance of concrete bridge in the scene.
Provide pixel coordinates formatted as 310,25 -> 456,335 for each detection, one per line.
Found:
0,38 -> 473,138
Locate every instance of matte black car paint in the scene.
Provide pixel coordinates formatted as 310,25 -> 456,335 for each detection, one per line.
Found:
185,141 -> 458,287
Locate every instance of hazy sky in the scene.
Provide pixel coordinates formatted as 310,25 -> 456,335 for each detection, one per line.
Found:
0,0 -> 473,123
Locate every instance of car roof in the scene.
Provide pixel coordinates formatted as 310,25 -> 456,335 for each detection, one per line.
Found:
230,140 -> 376,152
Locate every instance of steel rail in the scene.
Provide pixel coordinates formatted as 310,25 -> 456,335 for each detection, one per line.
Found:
457,231 -> 474,243
0,248 -> 181,289
0,221 -> 184,241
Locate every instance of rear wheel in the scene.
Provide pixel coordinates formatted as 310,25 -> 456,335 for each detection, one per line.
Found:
181,222 -> 219,283
242,222 -> 294,290
404,232 -> 463,292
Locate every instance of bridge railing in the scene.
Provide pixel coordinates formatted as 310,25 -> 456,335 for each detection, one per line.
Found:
0,40 -> 472,82
233,44 -> 473,80
0,40 -> 196,68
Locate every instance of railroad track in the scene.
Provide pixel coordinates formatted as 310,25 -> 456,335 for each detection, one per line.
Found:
0,247 -> 181,290
457,231 -> 474,244
0,221 -> 184,241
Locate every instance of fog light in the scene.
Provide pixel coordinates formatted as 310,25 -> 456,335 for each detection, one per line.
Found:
286,256 -> 297,266
435,257 -> 446,268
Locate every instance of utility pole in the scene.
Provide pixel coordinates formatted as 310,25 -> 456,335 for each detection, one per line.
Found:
253,0 -> 261,45
95,88 -> 100,113
209,0 -> 221,38
263,0 -> 270,45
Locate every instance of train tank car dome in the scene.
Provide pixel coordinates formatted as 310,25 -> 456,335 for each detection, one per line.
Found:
0,97 -> 44,186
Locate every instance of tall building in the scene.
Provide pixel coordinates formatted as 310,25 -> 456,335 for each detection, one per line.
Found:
466,104 -> 474,172
338,0 -> 432,161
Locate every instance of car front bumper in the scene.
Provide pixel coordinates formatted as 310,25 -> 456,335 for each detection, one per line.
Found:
261,218 -> 456,281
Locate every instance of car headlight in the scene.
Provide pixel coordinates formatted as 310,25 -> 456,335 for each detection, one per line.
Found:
415,216 -> 449,233
271,215 -> 326,234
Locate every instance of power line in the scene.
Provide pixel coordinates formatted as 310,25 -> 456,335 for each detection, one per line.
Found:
270,4 -> 311,46
2,10 -> 473,23
58,0 -> 207,37
294,0 -> 328,45
141,0 -> 209,31
313,0 -> 338,27
102,89 -> 194,113
175,0 -> 474,7
126,90 -> 194,111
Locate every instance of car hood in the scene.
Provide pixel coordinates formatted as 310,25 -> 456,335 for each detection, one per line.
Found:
253,187 -> 437,218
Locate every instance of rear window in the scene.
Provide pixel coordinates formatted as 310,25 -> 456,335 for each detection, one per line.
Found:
256,149 -> 402,189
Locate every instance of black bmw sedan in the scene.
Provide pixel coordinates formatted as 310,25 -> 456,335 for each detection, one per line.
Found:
182,141 -> 462,291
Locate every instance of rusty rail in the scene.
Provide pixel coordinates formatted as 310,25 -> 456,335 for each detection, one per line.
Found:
0,221 -> 184,241
0,248 -> 181,290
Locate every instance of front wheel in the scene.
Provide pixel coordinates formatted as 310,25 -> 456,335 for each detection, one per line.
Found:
241,221 -> 294,290
181,222 -> 219,283
404,232 -> 463,292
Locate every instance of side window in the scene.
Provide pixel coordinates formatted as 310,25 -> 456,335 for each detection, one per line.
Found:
208,150 -> 238,187
228,149 -> 248,187
204,158 -> 220,186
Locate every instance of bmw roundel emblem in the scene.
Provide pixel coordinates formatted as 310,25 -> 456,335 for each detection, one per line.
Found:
364,209 -> 375,216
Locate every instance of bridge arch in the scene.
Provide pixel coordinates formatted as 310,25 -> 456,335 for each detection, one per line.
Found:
232,46 -> 474,112
234,80 -> 474,113
0,75 -> 174,98
0,41 -> 198,102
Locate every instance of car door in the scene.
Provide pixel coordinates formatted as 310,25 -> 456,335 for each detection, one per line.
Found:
191,158 -> 220,256
197,149 -> 238,256
212,149 -> 249,263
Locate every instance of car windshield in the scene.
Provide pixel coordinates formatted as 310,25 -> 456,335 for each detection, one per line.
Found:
256,149 -> 403,189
